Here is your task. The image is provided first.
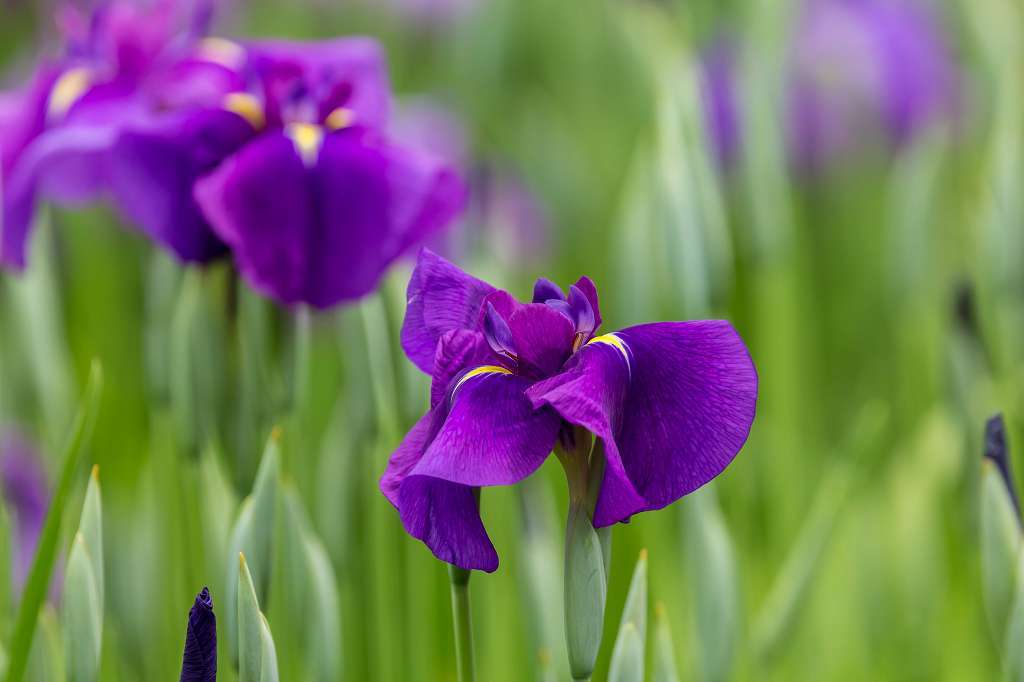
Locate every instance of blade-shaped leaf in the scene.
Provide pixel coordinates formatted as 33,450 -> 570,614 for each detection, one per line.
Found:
62,534 -> 101,682
652,603 -> 681,682
609,549 -> 648,682
6,361 -> 103,682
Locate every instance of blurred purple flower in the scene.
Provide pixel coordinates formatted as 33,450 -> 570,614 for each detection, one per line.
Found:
112,39 -> 467,308
381,250 -> 757,571
0,430 -> 50,592
179,586 -> 217,682
700,0 -> 958,173
474,164 -> 548,268
0,0 -> 217,269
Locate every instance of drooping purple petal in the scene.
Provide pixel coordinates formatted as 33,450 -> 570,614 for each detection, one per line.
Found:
400,249 -> 500,374
398,478 -> 497,572
413,371 -> 560,487
382,370 -> 560,571
528,321 -> 757,526
180,586 -> 217,682
194,128 -> 467,309
2,103 -> 140,268
109,108 -> 254,262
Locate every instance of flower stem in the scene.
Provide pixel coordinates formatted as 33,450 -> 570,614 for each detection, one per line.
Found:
448,565 -> 476,682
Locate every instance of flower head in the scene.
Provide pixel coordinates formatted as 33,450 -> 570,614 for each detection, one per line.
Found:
700,0 -> 958,174
111,38 -> 467,307
0,0 -> 217,268
180,586 -> 217,682
382,250 -> 758,571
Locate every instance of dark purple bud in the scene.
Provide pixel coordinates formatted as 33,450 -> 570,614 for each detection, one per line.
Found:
532,278 -> 565,304
180,586 -> 217,682
483,302 -> 517,361
984,414 -> 1021,524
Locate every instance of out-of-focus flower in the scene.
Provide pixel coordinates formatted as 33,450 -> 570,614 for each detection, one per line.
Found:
0,0 -> 217,268
474,164 -> 548,269
700,0 -> 958,173
0,429 -> 50,591
113,39 -> 467,308
381,250 -> 757,571
179,586 -> 217,682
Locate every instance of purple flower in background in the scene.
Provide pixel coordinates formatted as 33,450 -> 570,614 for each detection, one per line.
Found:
381,250 -> 757,571
0,430 -> 51,592
700,0 -> 957,173
0,0 -> 216,268
113,38 -> 467,307
179,586 -> 217,682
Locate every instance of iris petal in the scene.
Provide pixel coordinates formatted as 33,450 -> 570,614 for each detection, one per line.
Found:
528,320 -> 757,526
400,249 -> 500,374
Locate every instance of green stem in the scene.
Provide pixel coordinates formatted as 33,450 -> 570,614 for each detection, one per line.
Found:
448,566 -> 476,682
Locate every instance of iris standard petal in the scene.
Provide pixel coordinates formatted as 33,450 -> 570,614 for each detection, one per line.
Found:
246,38 -> 391,129
506,303 -> 575,378
529,321 -> 757,526
400,249 -> 499,373
195,128 -> 466,308
180,586 -> 217,682
571,275 -> 602,332
110,108 -> 253,262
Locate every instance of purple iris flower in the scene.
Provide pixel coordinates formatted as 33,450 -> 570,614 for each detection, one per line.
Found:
0,430 -> 51,592
381,250 -> 758,572
112,38 -> 467,307
0,0 -> 216,268
700,0 -> 957,173
180,586 -> 217,682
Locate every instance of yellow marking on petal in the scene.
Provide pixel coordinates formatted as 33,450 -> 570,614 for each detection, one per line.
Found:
586,333 -> 631,367
286,122 -> 324,166
223,92 -> 265,130
47,67 -> 92,121
198,37 -> 246,69
324,107 -> 355,131
453,365 -> 512,393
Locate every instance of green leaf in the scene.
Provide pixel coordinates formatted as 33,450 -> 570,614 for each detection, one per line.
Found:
1003,548 -> 1024,681
652,603 -> 681,682
238,553 -> 263,682
259,615 -> 280,682
78,467 -> 103,609
685,489 -> 738,682
982,460 -> 1023,641
226,431 -> 280,661
607,622 -> 644,682
62,535 -> 102,682
238,553 -> 278,682
609,549 -> 648,682
563,505 -> 607,680
6,361 -> 103,682
25,606 -> 64,682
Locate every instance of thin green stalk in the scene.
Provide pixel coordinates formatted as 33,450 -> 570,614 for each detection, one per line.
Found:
448,566 -> 476,682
